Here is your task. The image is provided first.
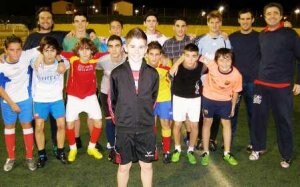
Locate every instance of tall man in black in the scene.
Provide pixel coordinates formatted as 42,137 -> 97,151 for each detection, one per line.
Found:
248,2 -> 300,169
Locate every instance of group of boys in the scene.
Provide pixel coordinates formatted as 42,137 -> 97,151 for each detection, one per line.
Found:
1,2 -> 300,187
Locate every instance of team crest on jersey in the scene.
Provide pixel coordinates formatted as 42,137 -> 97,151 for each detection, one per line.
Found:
253,94 -> 262,104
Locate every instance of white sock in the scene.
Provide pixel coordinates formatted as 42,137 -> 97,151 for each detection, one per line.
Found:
224,151 -> 230,156
88,142 -> 96,149
187,146 -> 194,153
175,145 -> 181,152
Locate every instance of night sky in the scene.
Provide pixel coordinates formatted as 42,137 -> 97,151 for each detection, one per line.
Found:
0,0 -> 299,16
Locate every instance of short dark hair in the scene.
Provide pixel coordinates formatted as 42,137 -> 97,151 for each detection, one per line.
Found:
86,28 -> 96,35
38,36 -> 62,54
263,2 -> 283,16
109,18 -> 123,28
107,35 -> 123,45
125,27 -> 147,44
36,7 -> 54,31
184,43 -> 199,53
144,11 -> 159,22
238,8 -> 254,19
73,38 -> 98,56
4,35 -> 22,49
214,48 -> 235,64
147,41 -> 163,54
73,11 -> 88,22
174,16 -> 187,25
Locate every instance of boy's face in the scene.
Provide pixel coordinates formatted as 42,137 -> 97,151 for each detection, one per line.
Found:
264,6 -> 282,28
109,21 -> 122,36
78,45 -> 92,62
207,17 -> 222,33
108,40 -> 123,59
73,15 -> 88,33
42,45 -> 57,64
144,16 -> 158,32
173,20 -> 187,38
238,12 -> 254,32
125,38 -> 147,63
38,11 -> 53,32
5,42 -> 22,63
147,49 -> 161,67
183,50 -> 199,69
216,54 -> 232,73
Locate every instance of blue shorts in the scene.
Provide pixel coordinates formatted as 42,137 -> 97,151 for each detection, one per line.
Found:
154,101 -> 173,120
34,100 -> 65,120
202,97 -> 232,119
1,98 -> 33,125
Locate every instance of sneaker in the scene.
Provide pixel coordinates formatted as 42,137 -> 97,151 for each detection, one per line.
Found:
223,153 -> 238,166
56,152 -> 68,164
26,159 -> 37,171
249,151 -> 260,161
200,152 -> 210,166
3,159 -> 15,172
209,140 -> 217,152
68,149 -> 78,162
246,145 -> 253,153
195,139 -> 203,150
162,152 -> 171,164
37,155 -> 48,168
187,151 -> 197,165
76,138 -> 82,149
87,148 -> 103,159
106,142 -> 113,150
52,145 -> 58,157
171,150 -> 181,163
280,159 -> 291,168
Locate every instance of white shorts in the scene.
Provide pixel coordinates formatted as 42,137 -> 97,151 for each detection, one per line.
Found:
66,94 -> 102,122
172,95 -> 201,122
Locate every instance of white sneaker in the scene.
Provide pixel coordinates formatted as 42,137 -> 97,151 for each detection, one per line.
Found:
280,160 -> 291,168
26,158 -> 37,171
3,159 -> 15,172
249,151 -> 260,161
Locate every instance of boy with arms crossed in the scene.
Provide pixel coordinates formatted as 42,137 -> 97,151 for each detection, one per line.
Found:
110,28 -> 159,187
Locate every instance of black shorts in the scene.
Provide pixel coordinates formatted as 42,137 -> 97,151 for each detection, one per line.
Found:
98,92 -> 110,118
115,131 -> 157,164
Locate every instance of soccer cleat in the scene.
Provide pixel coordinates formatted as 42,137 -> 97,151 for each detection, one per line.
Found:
37,155 -> 48,168
68,149 -> 78,162
249,151 -> 260,161
200,152 -> 210,166
56,152 -> 68,164
187,151 -> 197,165
171,150 -> 181,163
26,159 -> 37,171
223,153 -> 238,166
162,152 -> 171,164
87,148 -> 103,160
209,140 -> 217,152
3,159 -> 15,172
246,144 -> 253,153
280,159 -> 291,169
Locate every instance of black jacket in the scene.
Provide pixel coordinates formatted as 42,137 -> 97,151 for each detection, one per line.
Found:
110,59 -> 159,133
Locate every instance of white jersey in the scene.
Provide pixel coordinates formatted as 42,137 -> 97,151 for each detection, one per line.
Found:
146,33 -> 168,46
0,48 -> 39,103
197,34 -> 231,60
96,54 -> 125,94
31,59 -> 69,102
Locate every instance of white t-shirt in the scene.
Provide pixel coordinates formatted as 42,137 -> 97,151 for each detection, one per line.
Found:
31,59 -> 69,102
0,48 -> 39,103
146,33 -> 168,46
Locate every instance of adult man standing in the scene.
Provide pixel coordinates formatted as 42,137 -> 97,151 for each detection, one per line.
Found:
143,12 -> 168,45
229,9 -> 260,152
249,2 -> 300,168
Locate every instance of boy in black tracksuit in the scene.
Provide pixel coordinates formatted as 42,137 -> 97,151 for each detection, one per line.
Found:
110,28 -> 159,187
249,2 -> 300,168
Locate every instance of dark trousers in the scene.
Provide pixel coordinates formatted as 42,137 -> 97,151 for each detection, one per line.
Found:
231,82 -> 254,144
251,84 -> 293,160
